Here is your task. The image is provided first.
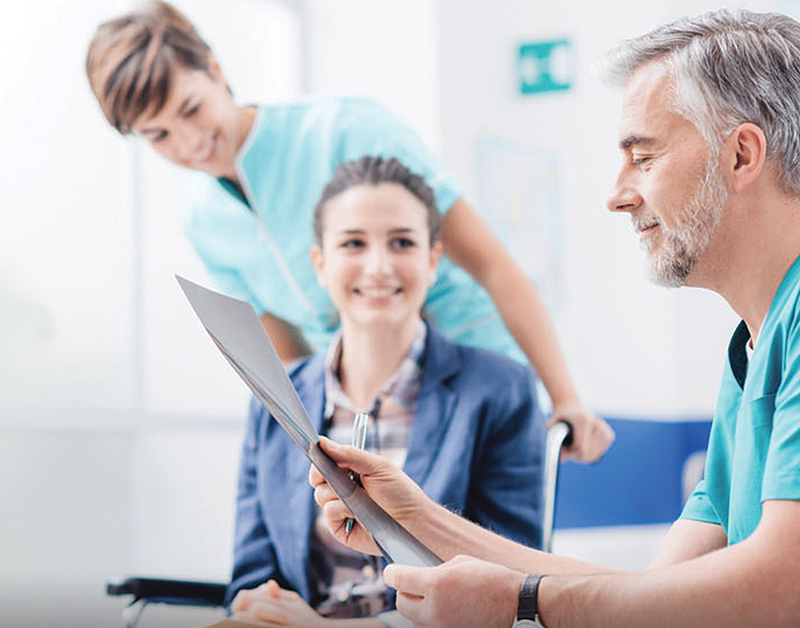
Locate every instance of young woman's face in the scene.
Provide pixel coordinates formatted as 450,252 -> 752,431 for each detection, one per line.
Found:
131,61 -> 246,179
311,183 -> 442,332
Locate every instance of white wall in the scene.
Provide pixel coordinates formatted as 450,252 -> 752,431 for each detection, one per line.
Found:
304,0 -> 442,152
0,0 -> 136,415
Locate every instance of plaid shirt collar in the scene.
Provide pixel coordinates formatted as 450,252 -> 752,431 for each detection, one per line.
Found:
323,320 -> 427,419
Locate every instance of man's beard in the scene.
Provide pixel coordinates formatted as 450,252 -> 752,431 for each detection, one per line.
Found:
638,158 -> 727,288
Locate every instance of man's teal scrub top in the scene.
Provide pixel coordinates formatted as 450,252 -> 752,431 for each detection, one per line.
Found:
183,96 -> 520,359
682,255 -> 800,544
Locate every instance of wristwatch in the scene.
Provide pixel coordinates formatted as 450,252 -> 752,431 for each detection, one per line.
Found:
511,573 -> 547,627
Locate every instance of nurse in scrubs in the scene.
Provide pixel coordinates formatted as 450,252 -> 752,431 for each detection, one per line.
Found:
85,0 -> 613,462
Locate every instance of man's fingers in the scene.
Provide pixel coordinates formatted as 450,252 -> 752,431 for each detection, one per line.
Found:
383,564 -> 435,597
320,500 -> 381,555
449,554 -> 475,565
308,463 -> 325,488
394,591 -> 429,626
322,495 -> 353,523
313,483 -> 338,508
310,437 -> 392,508
317,436 -> 390,475
309,437 -> 387,489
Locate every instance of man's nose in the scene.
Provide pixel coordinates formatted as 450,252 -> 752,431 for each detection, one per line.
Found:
607,173 -> 643,214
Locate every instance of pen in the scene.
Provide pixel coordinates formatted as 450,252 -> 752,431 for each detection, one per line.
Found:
345,411 -> 369,538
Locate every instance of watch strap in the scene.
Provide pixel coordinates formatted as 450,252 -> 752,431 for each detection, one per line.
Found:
517,573 -> 544,621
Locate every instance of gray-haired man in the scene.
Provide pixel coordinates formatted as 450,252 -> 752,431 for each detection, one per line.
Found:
295,9 -> 800,628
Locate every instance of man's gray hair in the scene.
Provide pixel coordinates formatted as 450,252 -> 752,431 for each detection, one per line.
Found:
605,9 -> 800,194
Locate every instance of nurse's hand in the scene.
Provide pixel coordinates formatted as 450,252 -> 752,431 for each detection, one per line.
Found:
309,438 -> 432,555
549,404 -> 615,463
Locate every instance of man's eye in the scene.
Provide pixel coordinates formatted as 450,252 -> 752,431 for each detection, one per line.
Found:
631,155 -> 651,166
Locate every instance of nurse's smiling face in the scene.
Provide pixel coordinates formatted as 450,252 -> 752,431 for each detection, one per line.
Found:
131,61 -> 251,180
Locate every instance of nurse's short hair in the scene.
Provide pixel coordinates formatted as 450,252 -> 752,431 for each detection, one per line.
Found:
604,9 -> 800,195
314,156 -> 441,246
86,1 -> 211,134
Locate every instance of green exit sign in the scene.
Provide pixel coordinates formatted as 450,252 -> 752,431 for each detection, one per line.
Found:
518,39 -> 574,95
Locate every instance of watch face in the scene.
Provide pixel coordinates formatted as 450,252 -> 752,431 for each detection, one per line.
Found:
512,620 -> 541,628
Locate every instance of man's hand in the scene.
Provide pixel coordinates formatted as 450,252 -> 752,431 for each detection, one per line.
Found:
309,438 -> 433,555
549,404 -> 614,463
383,555 -> 524,628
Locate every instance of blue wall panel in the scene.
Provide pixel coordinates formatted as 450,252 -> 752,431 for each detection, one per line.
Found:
554,417 -> 712,529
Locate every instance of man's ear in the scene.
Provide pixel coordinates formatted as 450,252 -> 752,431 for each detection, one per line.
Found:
310,244 -> 326,287
727,122 -> 767,193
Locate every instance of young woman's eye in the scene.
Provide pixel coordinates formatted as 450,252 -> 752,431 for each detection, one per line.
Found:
391,237 -> 417,249
152,130 -> 168,143
185,103 -> 201,117
340,238 -> 365,249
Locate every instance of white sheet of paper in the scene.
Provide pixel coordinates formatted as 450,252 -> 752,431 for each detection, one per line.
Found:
177,276 -> 442,569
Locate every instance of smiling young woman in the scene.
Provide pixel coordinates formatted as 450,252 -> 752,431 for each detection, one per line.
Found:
226,157 -> 547,627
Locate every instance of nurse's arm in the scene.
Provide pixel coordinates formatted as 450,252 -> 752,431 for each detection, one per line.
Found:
260,311 -> 313,364
440,199 -> 614,463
